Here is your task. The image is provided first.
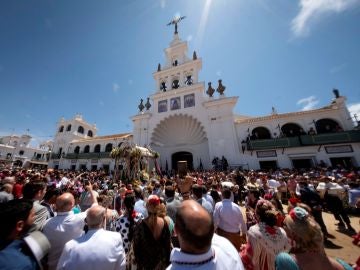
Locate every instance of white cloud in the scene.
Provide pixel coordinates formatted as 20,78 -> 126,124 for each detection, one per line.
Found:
112,83 -> 120,93
297,95 -> 319,111
291,0 -> 360,37
348,102 -> 360,123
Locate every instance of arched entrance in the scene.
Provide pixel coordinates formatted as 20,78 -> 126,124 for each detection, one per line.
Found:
172,151 -> 193,171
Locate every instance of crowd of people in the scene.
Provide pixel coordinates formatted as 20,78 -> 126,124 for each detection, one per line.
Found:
0,165 -> 359,270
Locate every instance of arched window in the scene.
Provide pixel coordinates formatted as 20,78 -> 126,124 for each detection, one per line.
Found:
172,79 -> 180,89
58,147 -> 63,155
251,127 -> 271,140
59,126 -> 64,132
19,150 -> 24,156
281,123 -> 304,137
160,81 -> 167,92
74,146 -> 80,154
172,59 -> 178,66
185,75 -> 193,85
78,126 -> 84,134
315,119 -> 342,134
84,145 -> 90,153
66,124 -> 72,131
94,144 -> 101,153
105,143 -> 113,152
87,130 -> 93,137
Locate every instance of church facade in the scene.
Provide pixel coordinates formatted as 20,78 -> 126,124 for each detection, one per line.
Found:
49,29 -> 360,172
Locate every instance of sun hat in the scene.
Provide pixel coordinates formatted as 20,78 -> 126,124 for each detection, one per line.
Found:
23,231 -> 51,270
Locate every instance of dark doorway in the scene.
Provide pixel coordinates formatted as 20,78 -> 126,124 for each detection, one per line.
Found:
80,164 -> 87,171
259,160 -> 277,170
292,159 -> 313,169
71,165 -> 76,171
330,157 -> 353,169
172,152 -> 193,171
91,165 -> 97,171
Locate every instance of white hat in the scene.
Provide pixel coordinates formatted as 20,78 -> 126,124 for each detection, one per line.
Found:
24,231 -> 51,270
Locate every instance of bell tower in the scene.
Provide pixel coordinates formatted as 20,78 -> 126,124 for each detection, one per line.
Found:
153,17 -> 202,94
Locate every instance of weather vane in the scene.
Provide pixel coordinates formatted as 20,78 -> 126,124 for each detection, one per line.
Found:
167,15 -> 186,35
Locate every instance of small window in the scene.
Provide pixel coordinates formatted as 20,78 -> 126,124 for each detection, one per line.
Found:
185,75 -> 193,85
59,126 -> 64,132
84,145 -> 90,153
78,126 -> 84,134
74,146 -> 80,154
160,81 -> 167,92
94,144 -> 101,153
87,130 -> 93,137
19,150 -> 24,156
66,124 -> 72,131
172,59 -> 178,66
105,143 -> 113,152
172,79 -> 180,89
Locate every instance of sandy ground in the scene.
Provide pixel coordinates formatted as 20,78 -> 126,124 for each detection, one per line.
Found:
322,210 -> 359,264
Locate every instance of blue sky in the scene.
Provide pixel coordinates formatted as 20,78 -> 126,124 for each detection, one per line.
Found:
0,0 -> 359,145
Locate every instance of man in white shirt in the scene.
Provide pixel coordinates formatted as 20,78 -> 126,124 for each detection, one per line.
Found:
167,200 -> 244,270
213,187 -> 247,251
43,189 -> 97,270
57,205 -> 126,270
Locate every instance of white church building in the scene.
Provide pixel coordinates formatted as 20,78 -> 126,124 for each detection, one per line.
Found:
49,26 -> 360,172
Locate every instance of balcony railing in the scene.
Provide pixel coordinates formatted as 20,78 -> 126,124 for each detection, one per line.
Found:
64,152 -> 111,160
246,130 -> 360,150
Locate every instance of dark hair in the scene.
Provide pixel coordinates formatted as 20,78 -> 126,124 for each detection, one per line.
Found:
210,190 -> 221,204
23,181 -> 46,200
256,201 -> 278,227
123,194 -> 136,241
164,186 -> 175,198
133,187 -> 143,200
192,184 -> 203,199
222,188 -> 232,199
0,199 -> 33,245
43,188 -> 61,201
175,208 -> 214,251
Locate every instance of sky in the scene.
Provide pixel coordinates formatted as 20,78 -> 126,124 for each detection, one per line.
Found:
0,0 -> 359,146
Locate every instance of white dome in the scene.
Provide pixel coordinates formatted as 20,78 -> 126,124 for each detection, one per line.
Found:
151,114 -> 207,147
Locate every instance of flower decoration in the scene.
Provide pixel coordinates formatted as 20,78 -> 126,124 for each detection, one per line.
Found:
148,195 -> 160,206
289,207 -> 309,221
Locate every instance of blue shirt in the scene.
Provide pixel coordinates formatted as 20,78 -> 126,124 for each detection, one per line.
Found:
0,240 -> 39,270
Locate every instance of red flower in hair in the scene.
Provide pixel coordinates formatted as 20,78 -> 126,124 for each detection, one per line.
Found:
131,210 -> 137,219
289,210 -> 297,220
265,225 -> 277,235
148,195 -> 160,205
